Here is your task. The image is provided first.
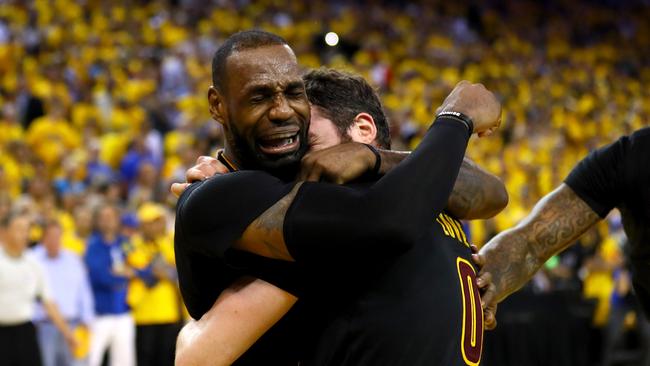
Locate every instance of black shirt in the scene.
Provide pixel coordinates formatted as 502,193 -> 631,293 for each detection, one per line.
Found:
175,118 -> 477,364
295,210 -> 483,366
565,127 -> 650,318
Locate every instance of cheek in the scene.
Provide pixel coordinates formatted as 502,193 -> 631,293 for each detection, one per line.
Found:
309,119 -> 342,151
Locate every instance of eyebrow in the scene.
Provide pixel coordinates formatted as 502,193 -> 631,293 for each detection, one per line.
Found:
243,79 -> 304,95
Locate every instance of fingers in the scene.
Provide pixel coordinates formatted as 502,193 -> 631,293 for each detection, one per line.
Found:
186,167 -> 209,183
484,303 -> 498,330
480,277 -> 498,330
471,252 -> 485,268
186,155 -> 226,182
305,164 -> 324,182
476,271 -> 491,290
171,183 -> 190,198
478,273 -> 496,310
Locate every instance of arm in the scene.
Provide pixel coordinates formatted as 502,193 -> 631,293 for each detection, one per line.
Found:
299,145 -> 507,220
446,157 -> 508,219
378,152 -> 507,219
478,184 -> 600,303
43,300 -> 77,350
78,260 -> 96,326
237,82 -> 501,263
175,277 -> 297,366
237,118 -> 471,262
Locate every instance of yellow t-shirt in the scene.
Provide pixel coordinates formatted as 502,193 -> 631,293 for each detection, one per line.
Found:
127,233 -> 180,325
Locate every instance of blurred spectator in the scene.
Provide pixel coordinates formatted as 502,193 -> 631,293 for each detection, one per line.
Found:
0,212 -> 76,366
84,205 -> 136,366
25,99 -> 80,174
31,220 -> 95,366
119,135 -> 158,189
127,203 -> 180,366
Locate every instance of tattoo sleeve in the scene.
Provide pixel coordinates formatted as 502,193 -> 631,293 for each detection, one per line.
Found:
234,183 -> 304,261
446,158 -> 508,220
479,183 -> 600,302
379,152 -> 508,220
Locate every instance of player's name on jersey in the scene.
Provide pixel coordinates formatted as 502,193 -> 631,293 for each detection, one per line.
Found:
436,213 -> 471,248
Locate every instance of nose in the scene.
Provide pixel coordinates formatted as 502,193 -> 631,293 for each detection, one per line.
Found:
268,94 -> 294,123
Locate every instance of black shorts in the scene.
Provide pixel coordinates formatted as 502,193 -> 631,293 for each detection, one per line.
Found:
0,321 -> 43,366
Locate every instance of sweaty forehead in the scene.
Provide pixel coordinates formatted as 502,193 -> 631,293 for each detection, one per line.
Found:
226,45 -> 302,90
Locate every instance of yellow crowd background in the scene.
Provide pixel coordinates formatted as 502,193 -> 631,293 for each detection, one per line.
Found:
1,0 -> 649,330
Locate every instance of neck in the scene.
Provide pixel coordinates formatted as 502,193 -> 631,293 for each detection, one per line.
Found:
46,249 -> 59,259
221,145 -> 242,171
103,233 -> 117,243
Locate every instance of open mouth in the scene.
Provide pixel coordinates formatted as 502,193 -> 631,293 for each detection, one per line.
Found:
258,132 -> 300,155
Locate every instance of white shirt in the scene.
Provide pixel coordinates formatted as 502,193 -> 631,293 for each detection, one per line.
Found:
0,245 -> 51,325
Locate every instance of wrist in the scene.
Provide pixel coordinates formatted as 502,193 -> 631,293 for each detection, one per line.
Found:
363,144 -> 382,177
436,111 -> 474,137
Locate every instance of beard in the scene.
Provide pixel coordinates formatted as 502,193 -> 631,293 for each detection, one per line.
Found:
224,119 -> 310,181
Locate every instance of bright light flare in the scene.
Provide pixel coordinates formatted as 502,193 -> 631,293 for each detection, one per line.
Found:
325,32 -> 339,46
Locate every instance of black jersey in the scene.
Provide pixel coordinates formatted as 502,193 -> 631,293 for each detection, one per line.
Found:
293,209 -> 483,366
175,118 -> 475,364
565,127 -> 650,318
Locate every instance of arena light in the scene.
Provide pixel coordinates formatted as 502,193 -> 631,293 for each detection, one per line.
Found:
324,32 -> 339,47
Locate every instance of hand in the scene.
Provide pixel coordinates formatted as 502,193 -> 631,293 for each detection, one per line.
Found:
112,265 -> 135,279
471,248 -> 498,330
297,142 -> 377,184
152,259 -> 173,281
64,330 -> 79,354
437,81 -> 502,136
170,155 -> 230,197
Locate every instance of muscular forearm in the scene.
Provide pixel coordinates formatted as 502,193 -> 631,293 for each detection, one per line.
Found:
175,277 -> 297,366
238,118 -> 470,262
379,152 -> 507,220
446,158 -> 508,219
479,184 -> 600,301
285,118 -> 470,262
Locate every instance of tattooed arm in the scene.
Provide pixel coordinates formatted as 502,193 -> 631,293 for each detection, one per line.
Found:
446,158 -> 508,219
235,183 -> 303,262
378,153 -> 507,219
478,184 -> 600,303
301,144 -> 508,220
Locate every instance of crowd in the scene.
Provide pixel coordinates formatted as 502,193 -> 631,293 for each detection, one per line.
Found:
0,0 -> 649,365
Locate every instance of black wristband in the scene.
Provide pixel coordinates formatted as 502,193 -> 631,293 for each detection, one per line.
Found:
436,111 -> 474,137
364,143 -> 382,176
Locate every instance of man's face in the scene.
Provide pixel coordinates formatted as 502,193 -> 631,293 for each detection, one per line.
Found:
97,207 -> 119,236
6,216 -> 30,252
307,106 -> 344,152
42,225 -> 62,256
216,45 -> 310,171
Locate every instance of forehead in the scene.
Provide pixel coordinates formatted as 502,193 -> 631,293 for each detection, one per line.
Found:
226,45 -> 302,92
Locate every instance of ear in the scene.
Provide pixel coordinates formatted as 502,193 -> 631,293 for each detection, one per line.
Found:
347,113 -> 377,145
208,86 -> 227,127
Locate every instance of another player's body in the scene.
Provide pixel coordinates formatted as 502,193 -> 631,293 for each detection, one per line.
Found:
175,30 -> 502,365
479,127 -> 650,366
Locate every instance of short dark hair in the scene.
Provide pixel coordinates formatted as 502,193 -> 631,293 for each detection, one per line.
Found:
1,210 -> 30,228
303,68 -> 391,149
211,30 -> 289,91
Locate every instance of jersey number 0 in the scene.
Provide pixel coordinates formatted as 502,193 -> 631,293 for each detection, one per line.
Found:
456,257 -> 483,366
